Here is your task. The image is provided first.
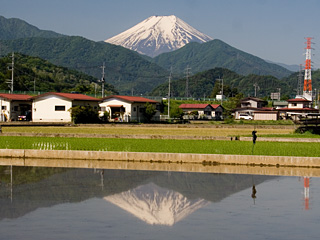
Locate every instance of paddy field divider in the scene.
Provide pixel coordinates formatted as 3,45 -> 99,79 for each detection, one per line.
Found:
0,149 -> 320,168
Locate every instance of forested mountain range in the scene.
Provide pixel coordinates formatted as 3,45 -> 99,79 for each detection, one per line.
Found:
0,16 -> 64,40
0,53 -> 117,95
150,67 -> 320,99
152,40 -> 292,79
0,36 -> 168,95
0,15 -> 301,98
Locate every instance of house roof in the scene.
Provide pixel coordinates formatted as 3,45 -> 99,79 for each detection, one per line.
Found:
32,92 -> 100,101
241,97 -> 267,103
179,104 -> 211,109
210,104 -> 221,109
287,98 -> 311,102
102,95 -> 158,103
179,104 -> 222,110
278,108 -> 318,112
0,93 -> 32,101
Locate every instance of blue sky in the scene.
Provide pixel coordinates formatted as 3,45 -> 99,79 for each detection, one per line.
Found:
2,0 -> 320,68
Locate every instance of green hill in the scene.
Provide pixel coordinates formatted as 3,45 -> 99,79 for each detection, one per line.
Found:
150,68 -> 293,98
0,36 -> 168,95
0,16 -> 64,40
0,53 -> 117,95
152,39 -> 292,79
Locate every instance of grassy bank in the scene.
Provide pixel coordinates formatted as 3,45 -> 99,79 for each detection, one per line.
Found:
1,136 -> 320,157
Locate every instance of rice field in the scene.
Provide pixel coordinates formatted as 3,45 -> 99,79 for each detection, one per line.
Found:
1,125 -> 295,137
0,136 -> 320,157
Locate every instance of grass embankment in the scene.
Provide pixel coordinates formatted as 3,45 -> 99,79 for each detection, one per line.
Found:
1,136 -> 320,157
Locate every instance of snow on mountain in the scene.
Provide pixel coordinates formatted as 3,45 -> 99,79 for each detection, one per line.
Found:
104,182 -> 210,226
105,15 -> 213,57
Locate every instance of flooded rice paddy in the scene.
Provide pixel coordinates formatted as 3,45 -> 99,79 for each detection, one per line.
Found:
0,161 -> 319,240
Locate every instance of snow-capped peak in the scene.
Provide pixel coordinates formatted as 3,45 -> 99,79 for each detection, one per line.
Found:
104,183 -> 210,226
105,15 -> 213,57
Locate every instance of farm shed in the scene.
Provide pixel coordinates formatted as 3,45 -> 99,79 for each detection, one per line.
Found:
254,111 -> 278,120
0,93 -> 32,122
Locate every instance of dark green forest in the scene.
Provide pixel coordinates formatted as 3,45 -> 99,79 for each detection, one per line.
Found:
150,67 -> 320,99
0,53 -> 117,95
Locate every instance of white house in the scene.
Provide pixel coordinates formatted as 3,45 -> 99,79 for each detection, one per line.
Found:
31,92 -> 100,122
278,98 -> 318,120
233,97 -> 269,120
99,95 -> 160,122
0,93 -> 32,122
179,104 -> 223,120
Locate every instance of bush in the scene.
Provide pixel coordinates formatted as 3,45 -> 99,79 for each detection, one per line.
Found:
69,105 -> 100,124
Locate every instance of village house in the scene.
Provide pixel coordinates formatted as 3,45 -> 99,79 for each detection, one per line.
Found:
0,93 -> 33,122
179,104 -> 223,120
277,98 -> 319,120
233,97 -> 270,120
31,92 -> 100,122
99,95 -> 160,122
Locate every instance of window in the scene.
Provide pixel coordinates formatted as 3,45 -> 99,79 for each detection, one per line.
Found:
133,107 -> 136,112
55,105 -> 66,111
2,106 -> 6,110
13,106 -> 19,111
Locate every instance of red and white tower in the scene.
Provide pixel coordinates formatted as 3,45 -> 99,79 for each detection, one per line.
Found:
304,177 -> 310,210
303,37 -> 314,101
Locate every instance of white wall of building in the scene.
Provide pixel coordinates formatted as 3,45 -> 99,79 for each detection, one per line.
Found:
32,95 -> 72,122
99,98 -> 159,122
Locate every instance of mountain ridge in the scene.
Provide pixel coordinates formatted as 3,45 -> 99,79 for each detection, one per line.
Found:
152,39 -> 292,79
0,16 -> 64,40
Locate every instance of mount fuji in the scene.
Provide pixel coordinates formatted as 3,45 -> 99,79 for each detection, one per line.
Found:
105,15 -> 213,57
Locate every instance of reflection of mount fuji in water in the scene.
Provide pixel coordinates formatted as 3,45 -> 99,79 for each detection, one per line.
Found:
105,182 -> 210,225
0,167 -> 274,220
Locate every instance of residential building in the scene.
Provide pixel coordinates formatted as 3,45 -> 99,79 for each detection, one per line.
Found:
31,92 -> 100,122
278,98 -> 318,120
233,97 -> 269,120
0,93 -> 32,122
179,104 -> 223,120
99,95 -> 160,122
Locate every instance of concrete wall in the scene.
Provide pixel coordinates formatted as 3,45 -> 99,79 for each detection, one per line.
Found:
0,149 -> 320,168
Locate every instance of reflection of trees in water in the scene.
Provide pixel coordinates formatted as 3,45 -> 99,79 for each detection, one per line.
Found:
0,167 -> 274,220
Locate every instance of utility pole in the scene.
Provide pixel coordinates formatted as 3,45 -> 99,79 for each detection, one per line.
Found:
253,83 -> 259,97
297,64 -> 303,96
168,67 -> 172,118
185,65 -> 191,98
6,53 -> 14,93
216,77 -> 223,105
100,62 -> 105,98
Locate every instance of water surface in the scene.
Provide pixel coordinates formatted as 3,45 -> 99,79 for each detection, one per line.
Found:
0,166 -> 318,240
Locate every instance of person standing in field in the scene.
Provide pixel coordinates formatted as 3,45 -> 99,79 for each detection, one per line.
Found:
252,130 -> 257,144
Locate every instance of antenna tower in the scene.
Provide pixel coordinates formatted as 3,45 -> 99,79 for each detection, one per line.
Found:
303,37 -> 314,100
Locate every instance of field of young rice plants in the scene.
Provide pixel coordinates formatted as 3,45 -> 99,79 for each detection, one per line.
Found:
0,136 -> 320,157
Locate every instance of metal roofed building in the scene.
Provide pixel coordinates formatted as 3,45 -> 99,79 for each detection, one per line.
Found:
31,92 -> 100,122
0,93 -> 33,121
99,95 -> 160,122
